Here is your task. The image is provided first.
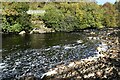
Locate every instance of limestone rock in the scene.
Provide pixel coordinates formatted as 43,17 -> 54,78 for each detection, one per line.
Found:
19,31 -> 26,35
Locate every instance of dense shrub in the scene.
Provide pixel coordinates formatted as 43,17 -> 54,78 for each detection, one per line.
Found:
102,2 -> 118,27
2,2 -> 32,33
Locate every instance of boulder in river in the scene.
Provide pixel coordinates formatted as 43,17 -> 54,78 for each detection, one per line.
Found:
76,40 -> 83,44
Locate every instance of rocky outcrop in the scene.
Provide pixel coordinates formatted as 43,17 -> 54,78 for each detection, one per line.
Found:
30,19 -> 55,34
30,28 -> 55,34
30,28 -> 46,34
19,31 -> 26,35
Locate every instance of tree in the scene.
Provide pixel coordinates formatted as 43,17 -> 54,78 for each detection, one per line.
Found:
102,2 -> 118,27
43,3 -> 74,31
115,1 -> 120,27
42,2 -> 105,31
75,3 -> 104,29
2,2 -> 32,33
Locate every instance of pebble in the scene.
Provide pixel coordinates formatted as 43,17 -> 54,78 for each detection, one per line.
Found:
15,61 -> 21,65
96,71 -> 103,77
84,75 -> 88,78
88,73 -> 95,77
76,40 -> 83,44
0,63 -> 6,69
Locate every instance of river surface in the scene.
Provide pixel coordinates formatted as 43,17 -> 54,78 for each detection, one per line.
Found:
1,29 -> 120,80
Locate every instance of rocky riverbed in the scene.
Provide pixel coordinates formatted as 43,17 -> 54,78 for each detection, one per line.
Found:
42,29 -> 120,80
1,29 -> 120,80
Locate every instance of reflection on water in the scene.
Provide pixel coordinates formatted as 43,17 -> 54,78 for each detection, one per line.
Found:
1,29 -> 120,80
2,32 -> 86,57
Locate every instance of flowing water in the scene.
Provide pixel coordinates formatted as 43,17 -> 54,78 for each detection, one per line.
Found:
1,29 -> 120,80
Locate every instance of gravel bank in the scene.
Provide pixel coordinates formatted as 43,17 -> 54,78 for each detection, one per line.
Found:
42,30 -> 120,80
3,29 -> 120,80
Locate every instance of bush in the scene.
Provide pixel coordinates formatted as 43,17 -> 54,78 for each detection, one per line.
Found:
9,23 -> 22,32
2,2 -> 32,33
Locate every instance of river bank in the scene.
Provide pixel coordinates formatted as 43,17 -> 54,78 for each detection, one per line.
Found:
43,36 -> 120,80
2,28 -> 120,34
1,29 -> 120,80
18,29 -> 120,80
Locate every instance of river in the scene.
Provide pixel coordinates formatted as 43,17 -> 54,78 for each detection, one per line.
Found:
1,29 -> 120,80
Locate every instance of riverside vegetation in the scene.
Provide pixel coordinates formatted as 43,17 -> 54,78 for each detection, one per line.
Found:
1,1 -> 120,33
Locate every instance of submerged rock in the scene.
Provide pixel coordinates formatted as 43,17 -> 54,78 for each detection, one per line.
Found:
76,40 -> 83,44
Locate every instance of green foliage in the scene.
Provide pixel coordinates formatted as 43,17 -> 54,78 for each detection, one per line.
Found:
2,16 -> 10,32
2,2 -> 119,33
115,1 -> 120,27
29,2 -> 45,10
75,3 -> 104,29
2,2 -> 32,33
42,2 -> 105,31
42,3 -> 79,32
9,23 -> 22,32
115,1 -> 120,12
42,6 -> 64,31
102,2 -> 118,27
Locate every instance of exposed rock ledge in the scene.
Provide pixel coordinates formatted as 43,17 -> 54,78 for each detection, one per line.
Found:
19,31 -> 26,35
30,28 -> 55,34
